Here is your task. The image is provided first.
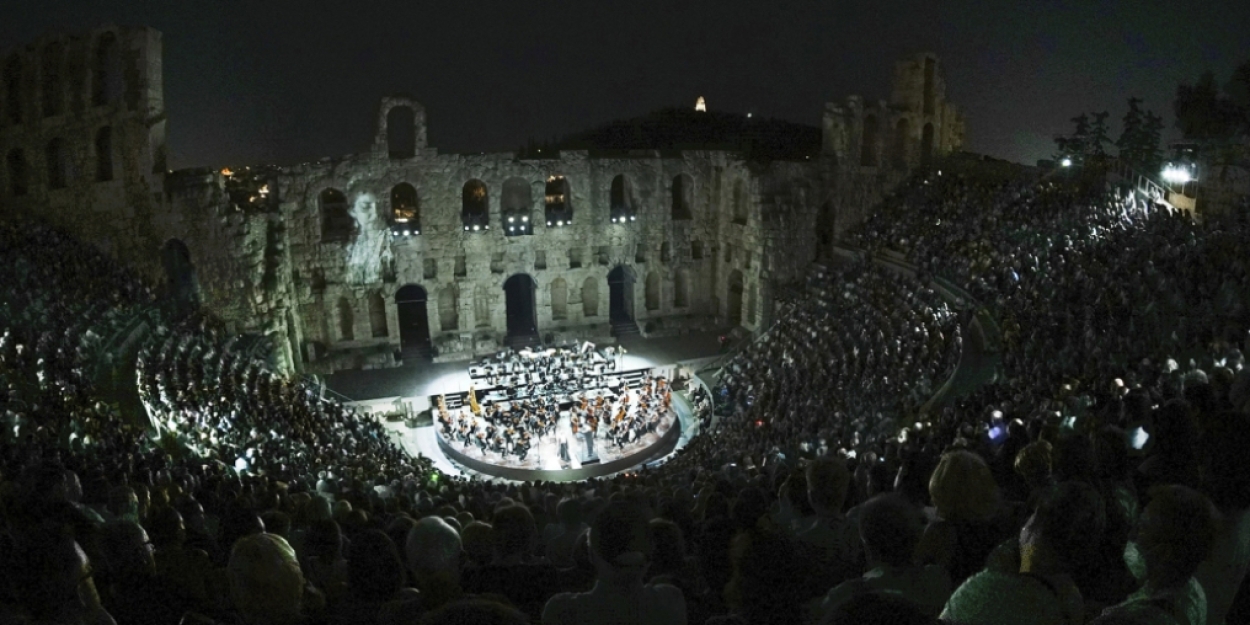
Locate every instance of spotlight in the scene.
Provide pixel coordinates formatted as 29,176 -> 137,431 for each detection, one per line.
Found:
629,216 -> 636,221
1161,164 -> 1193,185
557,220 -> 563,226
611,217 -> 617,223
522,215 -> 528,222
508,217 -> 515,223
403,230 -> 410,236
415,230 -> 420,235
509,226 -> 515,232
473,225 -> 480,231
485,225 -> 489,230
547,221 -> 552,226
1060,157 -> 1072,168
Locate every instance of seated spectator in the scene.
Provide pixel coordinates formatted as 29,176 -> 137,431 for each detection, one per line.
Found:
149,506 -> 214,608
796,456 -> 863,595
542,499 -> 686,625
941,481 -> 1104,625
228,533 -> 316,625
1102,485 -> 1219,625
1193,411 -> 1250,625
418,597 -> 529,625
406,517 -> 465,612
462,504 -> 561,622
718,528 -> 810,625
12,528 -> 118,625
95,520 -> 184,625
815,494 -> 951,621
302,519 -> 348,607
545,498 -> 588,568
340,529 -> 419,625
1136,401 -> 1202,493
824,593 -> 937,625
916,450 -> 1020,586
461,521 -> 495,569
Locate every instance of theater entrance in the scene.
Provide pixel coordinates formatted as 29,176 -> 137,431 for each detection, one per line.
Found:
395,284 -> 431,361
504,274 -> 538,340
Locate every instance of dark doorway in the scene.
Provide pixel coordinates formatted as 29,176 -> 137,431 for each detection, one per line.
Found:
727,270 -> 744,327
608,265 -> 636,324
396,284 -> 431,360
161,239 -> 200,318
503,274 -> 538,338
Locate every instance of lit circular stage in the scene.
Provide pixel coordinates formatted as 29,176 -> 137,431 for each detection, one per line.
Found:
431,343 -> 685,481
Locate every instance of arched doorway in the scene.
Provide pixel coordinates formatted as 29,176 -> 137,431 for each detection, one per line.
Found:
503,274 -> 538,339
161,239 -> 200,317
608,265 -> 636,324
395,284 -> 431,361
727,270 -> 744,327
921,123 -> 935,164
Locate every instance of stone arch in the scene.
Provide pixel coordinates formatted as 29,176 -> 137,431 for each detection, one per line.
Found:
674,270 -> 688,308
545,175 -> 572,225
503,274 -> 538,337
338,296 -> 355,341
860,115 -> 879,167
368,291 -> 388,338
503,177 -> 533,235
95,126 -> 113,182
395,284 -> 431,357
161,239 -> 200,314
386,106 -> 416,158
892,118 -> 910,170
375,97 -> 427,155
390,183 -> 419,228
41,41 -> 64,118
671,174 -> 693,220
45,137 -> 69,189
732,179 -> 747,224
922,123 -> 935,164
3,55 -> 21,124
550,277 -> 568,321
608,265 -> 636,323
610,174 -> 636,222
92,31 -> 122,107
461,179 -> 489,230
645,271 -> 661,311
582,276 -> 599,317
727,269 -> 744,326
6,148 -> 27,196
438,284 -> 460,331
319,188 -> 355,242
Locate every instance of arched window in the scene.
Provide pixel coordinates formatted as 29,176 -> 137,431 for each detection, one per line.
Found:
922,123 -> 935,164
732,179 -> 747,224
368,292 -> 388,338
95,126 -> 113,182
660,241 -> 671,264
387,106 -> 416,159
92,32 -> 122,107
582,276 -> 599,317
474,286 -> 492,328
390,183 -> 419,230
746,284 -> 757,325
551,277 -> 568,321
860,115 -> 879,167
892,118 -> 910,170
544,176 -> 572,226
674,270 -> 688,308
671,174 -> 693,220
461,179 -> 489,231
45,138 -> 70,189
41,42 -> 63,118
3,55 -> 21,125
610,174 -> 635,223
503,177 -> 533,236
319,188 -> 355,242
6,149 -> 27,196
645,271 -> 661,311
338,297 -> 355,341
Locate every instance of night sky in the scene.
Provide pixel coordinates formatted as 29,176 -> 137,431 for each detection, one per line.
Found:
4,1 -> 1247,170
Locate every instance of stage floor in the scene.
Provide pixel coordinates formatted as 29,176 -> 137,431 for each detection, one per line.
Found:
382,390 -> 703,482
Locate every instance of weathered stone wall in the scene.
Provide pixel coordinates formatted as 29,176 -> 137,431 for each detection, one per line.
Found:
1,24 -> 962,376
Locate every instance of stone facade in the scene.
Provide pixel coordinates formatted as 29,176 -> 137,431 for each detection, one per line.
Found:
0,26 -> 965,376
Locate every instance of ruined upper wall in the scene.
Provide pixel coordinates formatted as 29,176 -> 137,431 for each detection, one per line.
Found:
0,25 -> 168,272
822,53 -> 965,171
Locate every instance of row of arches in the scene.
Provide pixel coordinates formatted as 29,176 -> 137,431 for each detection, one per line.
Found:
3,31 -> 125,126
860,115 -> 935,168
4,127 -> 114,196
317,173 -> 700,242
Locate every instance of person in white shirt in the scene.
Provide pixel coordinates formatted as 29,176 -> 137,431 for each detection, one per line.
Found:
542,498 -> 686,625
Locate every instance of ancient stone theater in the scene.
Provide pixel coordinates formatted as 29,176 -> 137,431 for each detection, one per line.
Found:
0,25 -> 964,376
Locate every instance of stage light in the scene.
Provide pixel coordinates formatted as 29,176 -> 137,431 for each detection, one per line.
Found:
485,225 -> 490,230
522,215 -> 529,222
415,230 -> 420,235
403,230 -> 410,236
556,220 -> 564,226
547,221 -> 552,226
509,227 -> 515,232
1161,164 -> 1193,184
629,216 -> 636,221
473,225 -> 480,231
464,226 -> 470,231
1060,157 -> 1072,168
508,217 -> 515,223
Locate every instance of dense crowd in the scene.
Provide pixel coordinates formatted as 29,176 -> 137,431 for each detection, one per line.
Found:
1,157 -> 1250,625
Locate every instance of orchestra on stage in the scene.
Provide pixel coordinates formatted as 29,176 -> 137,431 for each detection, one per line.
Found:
436,343 -> 673,466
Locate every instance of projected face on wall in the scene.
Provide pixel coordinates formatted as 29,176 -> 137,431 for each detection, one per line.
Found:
345,192 -> 389,285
